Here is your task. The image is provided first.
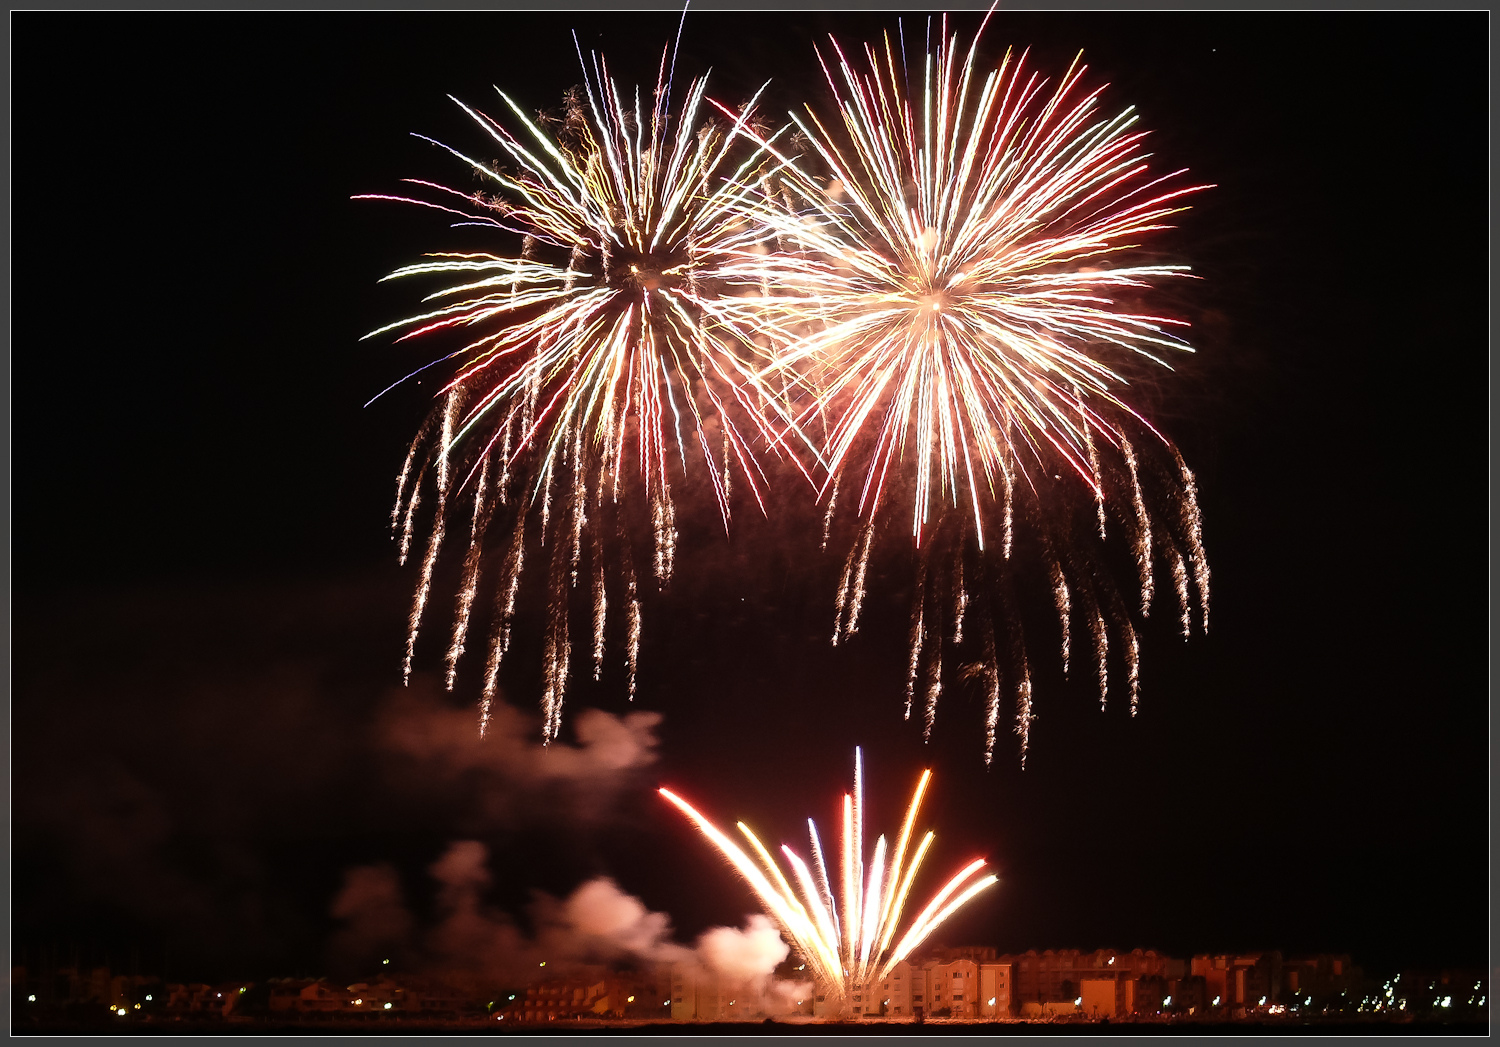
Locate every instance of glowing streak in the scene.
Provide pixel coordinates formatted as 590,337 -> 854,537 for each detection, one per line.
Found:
1124,618 -> 1141,717
1122,437 -> 1153,617
591,533 -> 607,680
807,819 -> 842,949
951,557 -> 967,645
1015,659 -> 1034,768
1049,555 -> 1071,676
822,477 -> 840,550
1093,606 -> 1109,709
445,456 -> 492,690
983,660 -> 1002,768
858,835 -> 886,969
1177,451 -> 1210,632
1169,543 -> 1191,639
404,391 -> 460,686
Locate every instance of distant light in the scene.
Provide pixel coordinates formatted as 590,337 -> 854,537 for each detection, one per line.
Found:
1164,996 -> 1172,1006
134,1004 -> 141,1010
1441,997 -> 1453,1008
1259,996 -> 1266,1006
1107,957 -> 1114,965
1074,997 -> 1082,1006
145,995 -> 152,1002
27,996 -> 35,1003
628,996 -> 635,1003
217,993 -> 222,998
355,999 -> 363,1005
663,1000 -> 670,1006
988,998 -> 996,1006
117,1008 -> 127,1016
239,987 -> 246,994
508,995 -> 516,1001
1212,996 -> 1220,1006
384,1002 -> 392,1010
540,962 -> 546,967
382,959 -> 390,965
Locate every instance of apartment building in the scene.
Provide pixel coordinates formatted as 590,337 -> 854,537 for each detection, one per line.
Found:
670,963 -> 801,1020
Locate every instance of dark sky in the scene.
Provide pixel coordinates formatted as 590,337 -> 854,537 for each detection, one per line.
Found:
14,10 -> 1487,985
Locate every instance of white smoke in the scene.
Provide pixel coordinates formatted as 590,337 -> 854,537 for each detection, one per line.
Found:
375,682 -> 663,826
327,863 -> 414,965
329,840 -> 809,1007
536,877 -> 692,964
696,914 -> 788,982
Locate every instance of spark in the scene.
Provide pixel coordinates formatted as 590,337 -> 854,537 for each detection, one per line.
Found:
1122,436 -> 1153,617
1168,542 -> 1191,640
403,390 -> 460,686
1014,659 -> 1035,768
444,455 -> 493,690
660,748 -> 997,1011
1047,552 -> 1071,676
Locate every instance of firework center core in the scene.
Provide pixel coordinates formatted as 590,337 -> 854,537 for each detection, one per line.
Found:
608,246 -> 690,298
913,288 -> 959,324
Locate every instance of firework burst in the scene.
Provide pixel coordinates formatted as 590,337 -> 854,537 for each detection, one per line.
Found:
747,16 -> 1212,764
660,747 -> 998,1012
361,41 -> 818,739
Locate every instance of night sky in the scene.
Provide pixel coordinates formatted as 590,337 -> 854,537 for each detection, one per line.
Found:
14,10 -> 1487,986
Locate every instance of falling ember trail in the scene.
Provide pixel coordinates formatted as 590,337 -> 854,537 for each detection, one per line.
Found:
660,748 -> 997,1010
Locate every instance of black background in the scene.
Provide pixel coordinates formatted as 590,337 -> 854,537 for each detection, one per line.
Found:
13,10 -> 1487,983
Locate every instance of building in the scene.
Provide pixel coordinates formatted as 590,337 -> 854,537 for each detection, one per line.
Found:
1191,952 -> 1283,1012
1282,953 -> 1360,1005
851,955 -> 1009,1019
669,963 -> 800,1021
1001,948 -> 1175,1016
977,962 -> 1014,1018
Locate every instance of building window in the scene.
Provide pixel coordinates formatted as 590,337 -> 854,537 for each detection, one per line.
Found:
953,995 -> 964,1001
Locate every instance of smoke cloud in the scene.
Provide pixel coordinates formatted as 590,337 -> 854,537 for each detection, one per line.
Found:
13,576 -> 670,978
376,683 -> 663,827
330,840 -> 809,1010
696,915 -> 790,983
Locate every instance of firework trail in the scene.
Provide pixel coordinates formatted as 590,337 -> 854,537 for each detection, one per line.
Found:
660,748 -> 997,1012
740,15 -> 1211,763
361,42 -> 823,739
